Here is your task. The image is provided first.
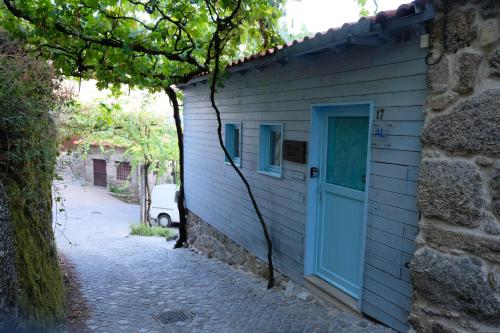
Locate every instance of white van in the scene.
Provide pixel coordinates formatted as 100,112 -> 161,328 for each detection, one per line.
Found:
150,184 -> 180,227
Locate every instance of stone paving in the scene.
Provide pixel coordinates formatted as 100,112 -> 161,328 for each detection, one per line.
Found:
55,181 -> 392,333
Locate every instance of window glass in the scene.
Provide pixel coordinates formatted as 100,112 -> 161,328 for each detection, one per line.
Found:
259,124 -> 283,177
325,116 -> 369,191
116,162 -> 131,181
269,128 -> 281,167
233,128 -> 240,158
224,123 -> 241,166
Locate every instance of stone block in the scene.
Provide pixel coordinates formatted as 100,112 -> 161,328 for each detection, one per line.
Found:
429,14 -> 445,47
410,249 -> 500,325
427,55 -> 449,93
480,19 -> 500,47
452,51 -> 483,94
491,171 -> 500,218
409,312 -> 462,333
425,92 -> 456,111
491,171 -> 500,192
480,0 -> 498,18
475,156 -> 494,167
445,8 -> 478,53
417,160 -> 484,227
422,223 -> 500,263
493,200 -> 500,218
422,89 -> 500,155
483,214 -> 500,235
185,210 -> 287,286
489,265 -> 500,291
488,47 -> 500,77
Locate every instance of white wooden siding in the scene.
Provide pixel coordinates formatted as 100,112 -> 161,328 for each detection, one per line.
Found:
182,40 -> 426,332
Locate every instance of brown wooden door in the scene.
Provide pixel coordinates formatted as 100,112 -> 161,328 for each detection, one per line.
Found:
93,159 -> 107,187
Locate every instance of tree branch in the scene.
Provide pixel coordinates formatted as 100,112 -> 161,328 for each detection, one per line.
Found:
3,0 -> 206,70
206,4 -> 275,288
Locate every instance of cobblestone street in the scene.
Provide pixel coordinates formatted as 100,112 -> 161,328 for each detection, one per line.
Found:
55,182 -> 392,333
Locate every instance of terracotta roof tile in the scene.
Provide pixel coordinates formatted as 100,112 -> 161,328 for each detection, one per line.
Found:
189,1 -> 429,81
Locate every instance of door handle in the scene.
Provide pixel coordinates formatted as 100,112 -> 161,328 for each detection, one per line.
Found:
310,167 -> 319,178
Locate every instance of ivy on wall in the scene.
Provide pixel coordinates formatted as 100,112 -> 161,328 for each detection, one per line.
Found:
0,32 -> 67,328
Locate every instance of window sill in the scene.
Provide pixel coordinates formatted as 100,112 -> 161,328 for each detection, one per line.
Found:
258,169 -> 282,179
224,161 -> 241,168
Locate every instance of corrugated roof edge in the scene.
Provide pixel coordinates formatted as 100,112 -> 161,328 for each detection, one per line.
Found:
179,0 -> 434,88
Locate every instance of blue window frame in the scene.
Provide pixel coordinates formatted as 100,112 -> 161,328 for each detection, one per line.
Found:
258,123 -> 283,178
224,123 -> 242,167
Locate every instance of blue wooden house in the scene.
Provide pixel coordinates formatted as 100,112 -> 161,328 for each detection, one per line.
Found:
180,2 -> 435,332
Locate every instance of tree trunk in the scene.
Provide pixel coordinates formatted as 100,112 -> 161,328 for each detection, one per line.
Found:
143,162 -> 152,226
171,160 -> 177,185
208,36 -> 274,288
165,86 -> 188,248
139,164 -> 146,224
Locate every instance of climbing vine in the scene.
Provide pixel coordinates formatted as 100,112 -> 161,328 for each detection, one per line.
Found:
0,31 -> 70,328
1,0 -> 286,289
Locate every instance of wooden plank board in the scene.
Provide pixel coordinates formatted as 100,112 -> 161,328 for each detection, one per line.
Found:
183,40 -> 426,333
370,162 -> 420,181
187,76 -> 426,108
362,300 -> 409,333
363,290 -> 409,323
370,175 -> 418,196
185,42 -> 426,101
364,264 -> 413,297
366,251 -> 401,278
368,201 -> 420,226
364,276 -> 412,311
367,239 -> 402,265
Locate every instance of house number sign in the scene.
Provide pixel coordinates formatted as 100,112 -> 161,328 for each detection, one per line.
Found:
372,123 -> 392,147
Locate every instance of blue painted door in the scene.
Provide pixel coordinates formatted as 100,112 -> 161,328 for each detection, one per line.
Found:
314,108 -> 369,300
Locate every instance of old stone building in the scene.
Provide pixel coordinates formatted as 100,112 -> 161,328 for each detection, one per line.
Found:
61,145 -> 142,202
409,0 -> 500,332
61,144 -> 176,204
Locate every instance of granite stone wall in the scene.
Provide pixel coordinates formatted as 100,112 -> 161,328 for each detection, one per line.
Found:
409,1 -> 500,332
186,211 -> 287,285
0,180 -> 18,328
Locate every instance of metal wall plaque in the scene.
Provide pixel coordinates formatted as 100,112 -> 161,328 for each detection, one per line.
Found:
284,140 -> 307,164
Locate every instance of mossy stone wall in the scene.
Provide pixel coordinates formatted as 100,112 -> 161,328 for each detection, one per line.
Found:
0,32 -> 66,329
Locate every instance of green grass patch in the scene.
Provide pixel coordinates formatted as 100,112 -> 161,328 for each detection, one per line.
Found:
109,183 -> 130,195
129,224 -> 175,237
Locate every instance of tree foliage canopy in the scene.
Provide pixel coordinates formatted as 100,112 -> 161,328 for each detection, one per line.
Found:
0,0 -> 286,91
1,0 -> 286,286
64,101 -> 178,175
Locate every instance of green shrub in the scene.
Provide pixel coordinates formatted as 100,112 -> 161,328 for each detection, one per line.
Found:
109,183 -> 130,195
0,32 -> 67,328
130,224 -> 175,237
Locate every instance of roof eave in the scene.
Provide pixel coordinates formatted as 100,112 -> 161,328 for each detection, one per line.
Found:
178,2 -> 434,89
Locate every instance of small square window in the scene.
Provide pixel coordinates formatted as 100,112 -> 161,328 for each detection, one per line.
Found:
116,161 -> 131,180
258,123 -> 283,178
224,123 -> 242,167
